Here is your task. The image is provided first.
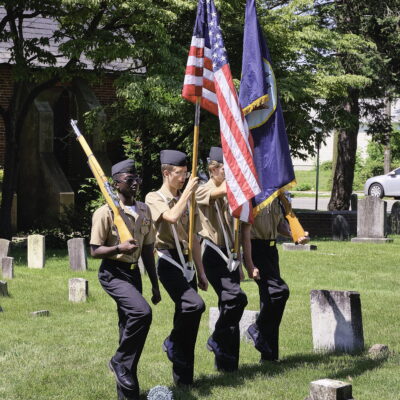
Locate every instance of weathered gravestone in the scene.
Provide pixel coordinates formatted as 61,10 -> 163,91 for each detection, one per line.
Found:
368,344 -> 389,358
67,238 -> 87,271
350,193 -> 358,211
310,290 -> 364,353
332,215 -> 350,241
209,307 -> 258,341
351,196 -> 392,243
305,379 -> 354,400
0,280 -> 9,297
69,278 -> 88,302
28,234 -> 46,268
0,238 -> 10,260
283,243 -> 317,251
1,257 -> 14,279
30,310 -> 50,317
388,201 -> 400,234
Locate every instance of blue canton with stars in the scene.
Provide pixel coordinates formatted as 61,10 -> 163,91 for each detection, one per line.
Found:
194,0 -> 229,72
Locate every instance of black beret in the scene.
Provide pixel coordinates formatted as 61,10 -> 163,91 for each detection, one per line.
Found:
111,159 -> 136,176
160,150 -> 187,166
209,146 -> 223,163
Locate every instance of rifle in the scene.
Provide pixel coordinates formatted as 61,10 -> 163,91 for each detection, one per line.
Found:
278,192 -> 307,243
70,119 -> 134,243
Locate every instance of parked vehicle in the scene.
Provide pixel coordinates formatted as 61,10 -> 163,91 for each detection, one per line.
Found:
363,167 -> 400,198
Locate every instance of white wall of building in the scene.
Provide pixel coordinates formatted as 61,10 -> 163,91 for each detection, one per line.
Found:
292,99 -> 400,171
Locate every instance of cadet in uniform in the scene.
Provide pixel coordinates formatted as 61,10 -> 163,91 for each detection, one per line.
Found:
90,159 -> 161,400
145,150 -> 208,386
241,197 -> 308,363
196,147 -> 248,372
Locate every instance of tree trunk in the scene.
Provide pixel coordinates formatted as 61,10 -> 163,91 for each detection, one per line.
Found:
328,91 -> 360,210
384,97 -> 391,174
0,116 -> 18,239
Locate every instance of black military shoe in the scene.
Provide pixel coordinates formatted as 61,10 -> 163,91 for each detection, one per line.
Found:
245,324 -> 272,354
162,336 -> 189,368
109,357 -> 136,391
206,336 -> 237,372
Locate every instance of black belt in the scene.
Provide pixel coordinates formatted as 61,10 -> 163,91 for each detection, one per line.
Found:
103,258 -> 138,270
252,238 -> 276,247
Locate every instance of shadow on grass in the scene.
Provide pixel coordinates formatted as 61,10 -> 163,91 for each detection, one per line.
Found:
166,351 -> 388,399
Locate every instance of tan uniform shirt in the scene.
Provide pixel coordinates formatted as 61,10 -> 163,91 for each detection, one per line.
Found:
196,179 -> 234,247
145,184 -> 199,250
250,198 -> 284,240
90,201 -> 154,263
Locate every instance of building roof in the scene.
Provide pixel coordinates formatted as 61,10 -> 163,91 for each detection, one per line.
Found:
0,7 -> 142,72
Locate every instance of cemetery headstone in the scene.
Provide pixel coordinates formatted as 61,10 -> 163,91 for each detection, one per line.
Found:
209,307 -> 259,341
388,201 -> 400,234
283,243 -> 317,251
1,257 -> 14,279
351,196 -> 392,243
0,306 -> 3,312
350,193 -> 358,211
69,278 -> 88,302
306,379 -> 354,400
310,290 -> 364,353
0,281 -> 9,297
30,310 -> 50,317
332,215 -> 350,241
0,238 -> 10,260
28,234 -> 46,268
368,344 -> 389,358
67,238 -> 87,271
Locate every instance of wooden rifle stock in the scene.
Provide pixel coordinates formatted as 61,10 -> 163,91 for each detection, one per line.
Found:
70,119 -> 134,243
278,193 -> 306,243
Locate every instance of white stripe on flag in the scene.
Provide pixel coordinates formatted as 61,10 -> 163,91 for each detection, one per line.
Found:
184,75 -> 203,86
202,87 -> 218,103
186,56 -> 204,68
191,36 -> 205,47
203,67 -> 214,81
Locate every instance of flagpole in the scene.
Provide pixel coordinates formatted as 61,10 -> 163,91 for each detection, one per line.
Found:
188,97 -> 201,265
233,217 -> 240,258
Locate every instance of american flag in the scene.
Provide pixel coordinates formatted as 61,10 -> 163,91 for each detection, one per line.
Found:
182,0 -> 260,221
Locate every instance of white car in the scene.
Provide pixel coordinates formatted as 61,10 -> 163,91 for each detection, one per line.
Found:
363,167 -> 400,198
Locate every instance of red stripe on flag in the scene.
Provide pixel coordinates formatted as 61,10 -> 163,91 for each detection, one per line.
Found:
188,46 -> 204,58
185,65 -> 204,77
204,58 -> 213,71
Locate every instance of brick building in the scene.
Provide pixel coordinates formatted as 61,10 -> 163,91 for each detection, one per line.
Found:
0,10 -> 135,231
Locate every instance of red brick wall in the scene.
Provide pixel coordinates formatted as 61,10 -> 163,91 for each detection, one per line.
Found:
91,74 -> 118,109
0,65 -> 13,166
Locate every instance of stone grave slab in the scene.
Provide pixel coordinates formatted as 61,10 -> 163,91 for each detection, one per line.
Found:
389,201 -> 400,234
67,238 -> 87,271
0,238 -> 10,260
2,257 -> 14,279
69,278 -> 88,302
351,196 -> 392,243
0,281 -> 9,297
209,307 -> 258,341
28,235 -> 46,268
310,290 -> 364,353
30,310 -> 50,317
306,379 -> 353,400
332,215 -> 350,241
283,243 -> 317,251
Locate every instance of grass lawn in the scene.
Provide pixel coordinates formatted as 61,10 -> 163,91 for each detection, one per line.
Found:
1,239 -> 399,400
294,169 -> 332,192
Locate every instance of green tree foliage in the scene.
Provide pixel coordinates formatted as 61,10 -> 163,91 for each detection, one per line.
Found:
0,0 -> 178,237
